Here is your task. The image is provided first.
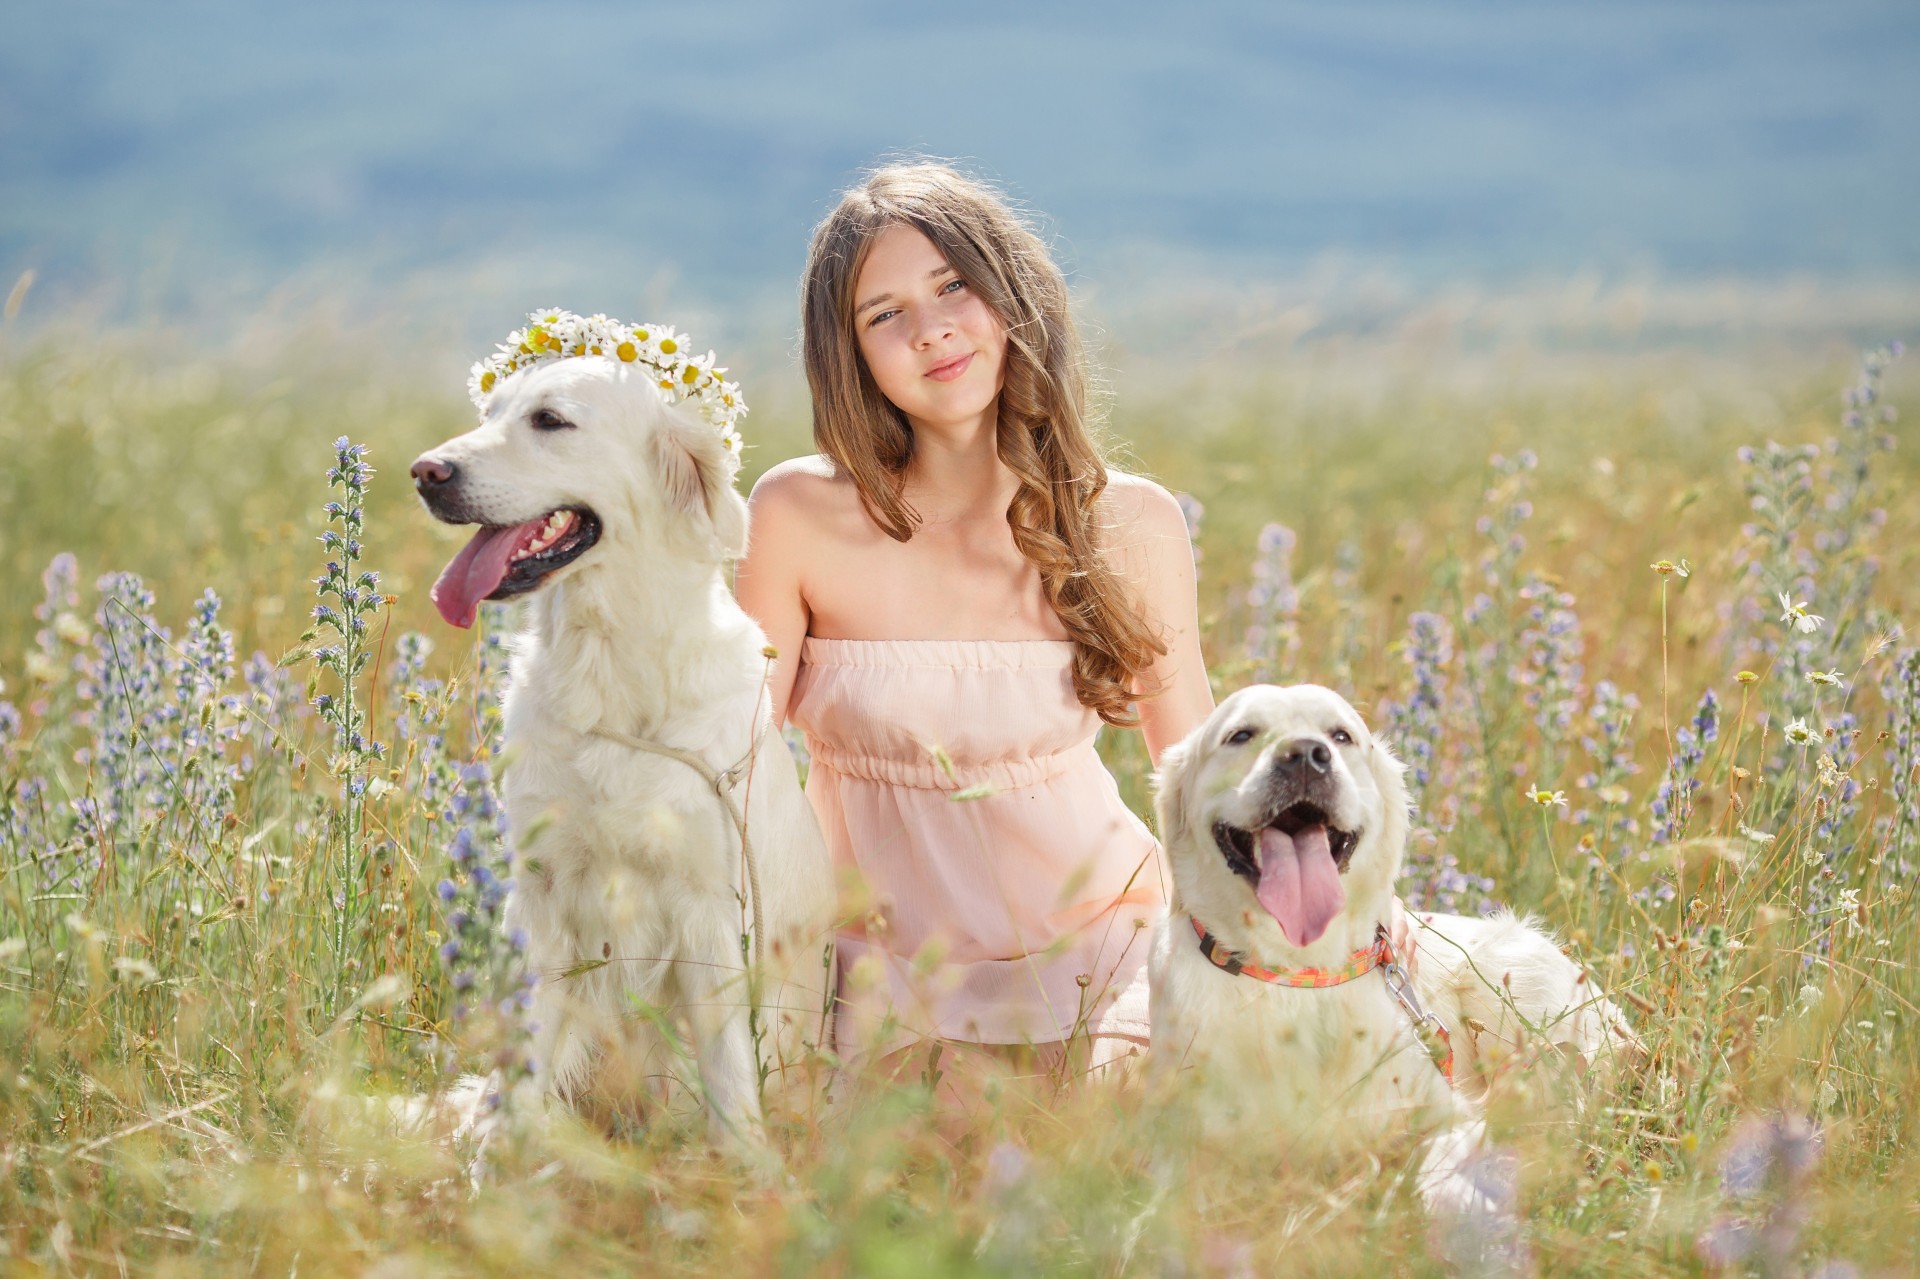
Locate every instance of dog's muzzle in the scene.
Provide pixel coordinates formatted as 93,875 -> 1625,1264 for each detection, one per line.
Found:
412,450 -> 605,627
1212,738 -> 1360,887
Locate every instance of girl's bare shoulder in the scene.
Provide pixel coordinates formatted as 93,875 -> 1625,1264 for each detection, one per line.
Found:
1095,470 -> 1195,594
747,454 -> 872,541
1099,469 -> 1191,539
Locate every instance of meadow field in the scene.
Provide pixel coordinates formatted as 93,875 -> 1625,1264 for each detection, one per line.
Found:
0,306 -> 1915,1276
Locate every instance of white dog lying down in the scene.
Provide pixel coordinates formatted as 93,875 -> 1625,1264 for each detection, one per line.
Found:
412,356 -> 834,1144
1149,684 -> 1637,1203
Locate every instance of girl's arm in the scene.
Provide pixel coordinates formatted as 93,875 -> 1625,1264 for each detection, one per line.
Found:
1104,474 -> 1215,766
735,463 -> 815,725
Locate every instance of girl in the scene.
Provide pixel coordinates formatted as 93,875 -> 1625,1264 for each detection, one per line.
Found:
737,163 -> 1208,1082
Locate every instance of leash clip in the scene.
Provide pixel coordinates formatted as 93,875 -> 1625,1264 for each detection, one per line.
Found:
1381,948 -> 1454,1081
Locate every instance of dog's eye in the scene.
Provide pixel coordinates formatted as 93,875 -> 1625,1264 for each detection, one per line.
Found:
1330,727 -> 1354,745
530,407 -> 575,432
1224,727 -> 1256,746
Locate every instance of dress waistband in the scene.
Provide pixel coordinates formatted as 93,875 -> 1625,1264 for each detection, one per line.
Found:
806,737 -> 1097,791
799,636 -> 1077,669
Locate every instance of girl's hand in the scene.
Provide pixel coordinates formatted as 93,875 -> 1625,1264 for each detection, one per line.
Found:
1388,895 -> 1419,978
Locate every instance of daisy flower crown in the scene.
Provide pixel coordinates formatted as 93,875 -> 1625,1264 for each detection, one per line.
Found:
468,308 -> 746,456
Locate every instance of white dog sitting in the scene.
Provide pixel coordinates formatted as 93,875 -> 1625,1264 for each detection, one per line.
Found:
1149,684 -> 1636,1204
413,351 -> 834,1146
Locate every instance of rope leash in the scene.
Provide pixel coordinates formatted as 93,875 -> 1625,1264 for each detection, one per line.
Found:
589,720 -> 767,966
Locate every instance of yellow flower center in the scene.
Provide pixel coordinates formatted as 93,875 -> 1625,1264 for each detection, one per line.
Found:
659,338 -> 677,354
616,342 -> 637,362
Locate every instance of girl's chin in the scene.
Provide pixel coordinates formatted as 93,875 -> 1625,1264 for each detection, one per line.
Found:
903,396 -> 1000,434
901,376 -> 1004,428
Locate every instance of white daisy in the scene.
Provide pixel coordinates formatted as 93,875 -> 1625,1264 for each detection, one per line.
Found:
1777,591 -> 1825,634
467,308 -> 748,452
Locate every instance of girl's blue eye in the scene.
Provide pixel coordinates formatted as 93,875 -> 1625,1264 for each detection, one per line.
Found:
941,277 -> 966,294
1225,728 -> 1256,746
866,308 -> 898,328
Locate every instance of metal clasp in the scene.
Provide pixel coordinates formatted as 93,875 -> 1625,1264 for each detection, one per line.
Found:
1382,954 -> 1453,1077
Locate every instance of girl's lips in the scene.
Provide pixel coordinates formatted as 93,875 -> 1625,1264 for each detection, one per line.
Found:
924,352 -> 974,382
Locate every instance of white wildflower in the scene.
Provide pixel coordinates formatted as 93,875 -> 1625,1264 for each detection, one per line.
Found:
1777,591 -> 1825,634
1525,786 -> 1568,808
1807,669 -> 1845,688
1782,717 -> 1819,746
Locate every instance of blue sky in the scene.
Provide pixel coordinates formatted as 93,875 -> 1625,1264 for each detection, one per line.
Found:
4,0 -> 1915,332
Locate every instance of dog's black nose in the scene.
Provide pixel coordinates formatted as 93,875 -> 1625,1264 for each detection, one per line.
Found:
411,456 -> 456,490
1276,738 -> 1333,776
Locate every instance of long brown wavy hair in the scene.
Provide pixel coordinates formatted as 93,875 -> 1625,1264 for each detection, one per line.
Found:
801,162 -> 1165,725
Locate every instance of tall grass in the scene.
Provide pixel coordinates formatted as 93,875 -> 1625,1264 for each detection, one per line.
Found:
0,325 -> 1915,1275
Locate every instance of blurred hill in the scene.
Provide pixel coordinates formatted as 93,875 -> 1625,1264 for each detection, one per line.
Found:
3,0 -> 1917,359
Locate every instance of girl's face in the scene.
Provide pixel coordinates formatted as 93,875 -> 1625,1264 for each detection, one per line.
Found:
851,223 -> 1007,434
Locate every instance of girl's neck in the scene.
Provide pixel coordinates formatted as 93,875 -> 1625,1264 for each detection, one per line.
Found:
902,402 -> 1015,522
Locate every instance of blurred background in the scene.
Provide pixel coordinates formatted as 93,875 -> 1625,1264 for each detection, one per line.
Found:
5,0 -> 1917,364
2,0 -> 1916,635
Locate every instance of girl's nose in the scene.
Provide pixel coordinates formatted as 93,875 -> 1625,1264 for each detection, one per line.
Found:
911,310 -> 954,349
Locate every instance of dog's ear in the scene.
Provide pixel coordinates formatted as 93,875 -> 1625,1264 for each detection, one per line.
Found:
1368,733 -> 1413,879
1369,734 -> 1412,818
1152,737 -> 1195,849
650,404 -> 748,559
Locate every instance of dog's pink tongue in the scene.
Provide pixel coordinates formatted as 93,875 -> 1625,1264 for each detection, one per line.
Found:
1255,825 -> 1346,947
430,522 -> 539,629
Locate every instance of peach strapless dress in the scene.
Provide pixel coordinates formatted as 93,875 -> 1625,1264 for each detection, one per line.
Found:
789,637 -> 1165,1055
